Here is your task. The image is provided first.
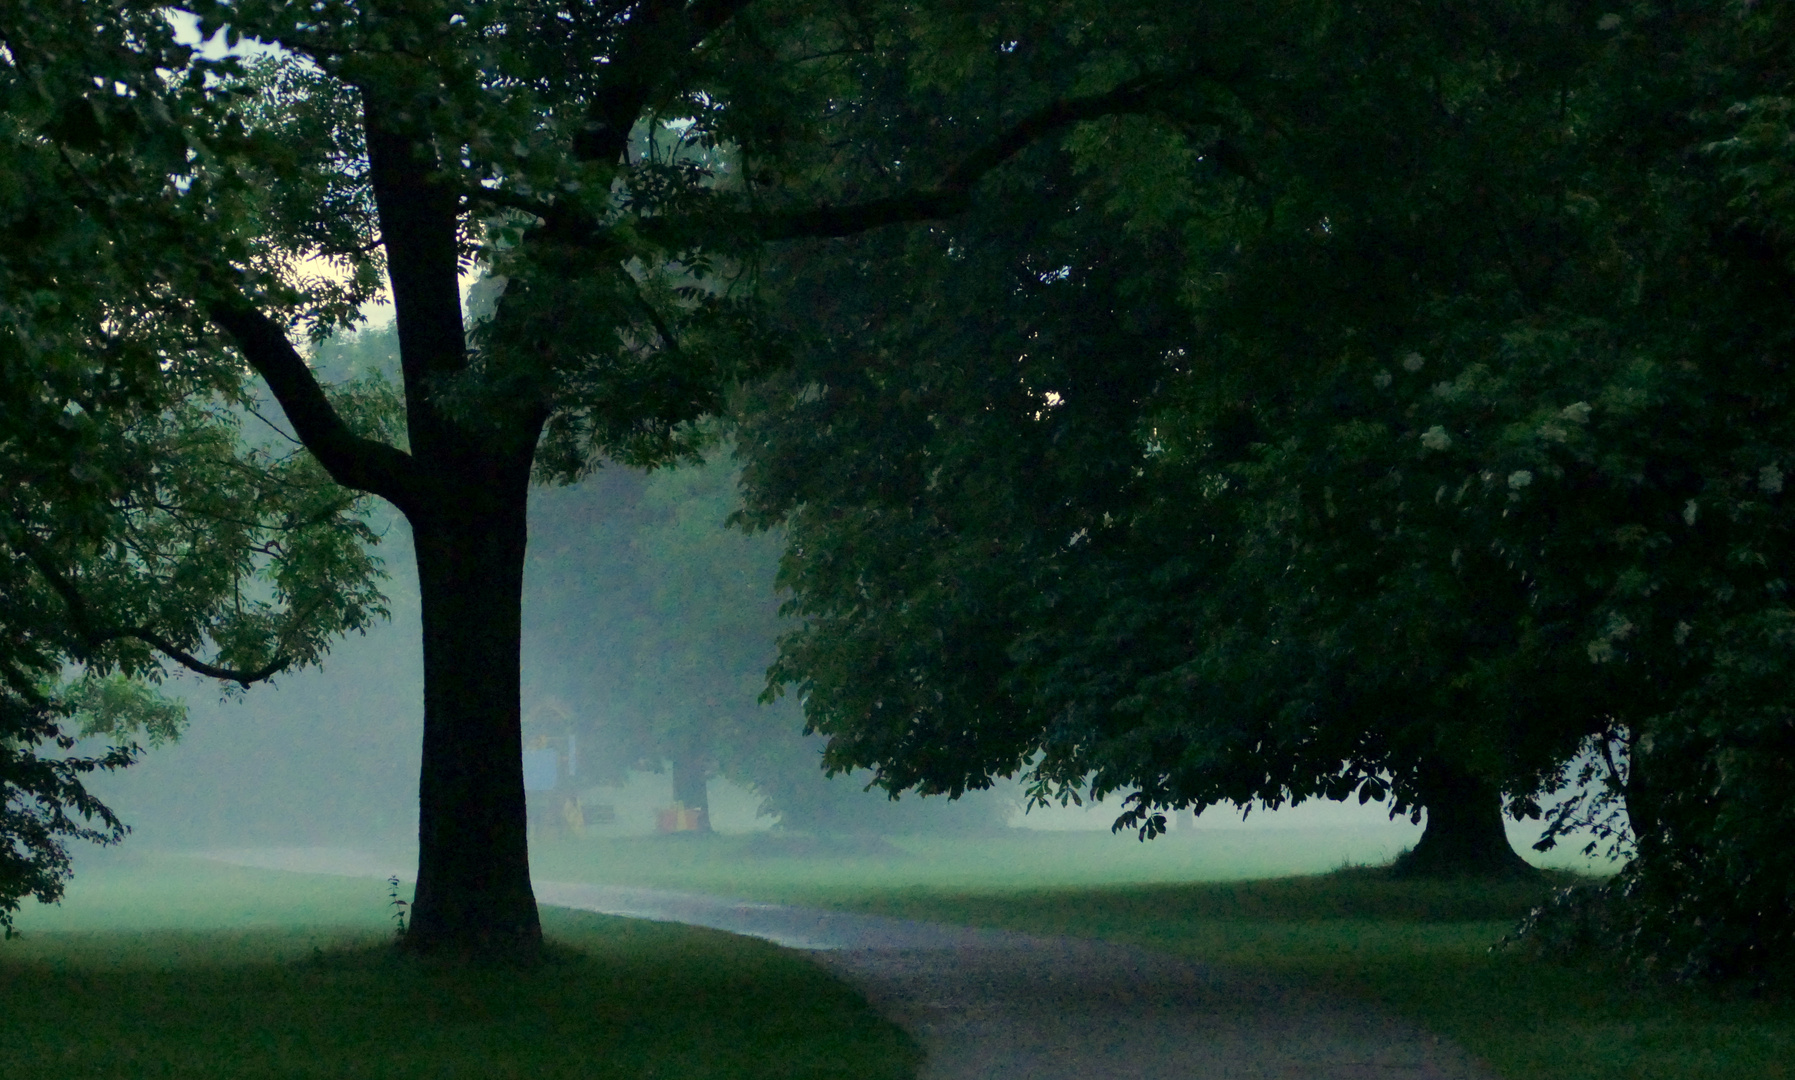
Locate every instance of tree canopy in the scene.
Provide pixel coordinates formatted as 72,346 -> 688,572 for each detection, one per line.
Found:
738,0 -> 1795,980
10,0 -> 1793,979
2,0 -> 1216,953
0,85 -> 388,928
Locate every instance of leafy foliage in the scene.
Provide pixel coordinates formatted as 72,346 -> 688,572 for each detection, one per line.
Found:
0,684 -> 131,938
740,0 -> 1795,974
9,0 -> 1788,965
0,1 -> 392,923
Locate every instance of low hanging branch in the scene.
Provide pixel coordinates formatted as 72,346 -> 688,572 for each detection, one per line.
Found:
19,539 -> 292,688
113,629 -> 291,687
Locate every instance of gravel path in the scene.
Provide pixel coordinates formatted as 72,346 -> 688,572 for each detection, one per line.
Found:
203,848 -> 1500,1080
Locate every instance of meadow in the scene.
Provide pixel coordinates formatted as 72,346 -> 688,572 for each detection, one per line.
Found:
0,853 -> 916,1080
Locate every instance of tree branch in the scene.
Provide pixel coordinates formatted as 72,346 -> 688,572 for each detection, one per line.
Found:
575,0 -> 759,164
687,0 -> 758,40
117,629 -> 291,687
529,72 -> 1179,257
21,542 -> 290,687
754,74 -> 1170,241
206,300 -> 423,513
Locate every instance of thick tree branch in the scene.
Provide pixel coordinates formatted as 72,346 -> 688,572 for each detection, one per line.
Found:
756,74 -> 1170,241
575,0 -> 759,164
206,300 -> 422,513
530,73 -> 1181,256
750,188 -> 970,242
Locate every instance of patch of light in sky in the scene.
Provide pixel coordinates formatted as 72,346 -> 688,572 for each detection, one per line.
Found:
163,8 -> 280,60
161,9 -> 484,332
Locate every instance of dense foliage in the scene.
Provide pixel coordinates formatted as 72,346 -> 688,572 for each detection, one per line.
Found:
3,0 -> 1192,951
739,0 -> 1795,980
0,11 -> 390,924
7,0 -> 1792,973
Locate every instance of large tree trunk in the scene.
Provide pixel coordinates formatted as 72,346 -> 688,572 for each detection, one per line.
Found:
404,487 -> 542,953
1392,758 -> 1538,879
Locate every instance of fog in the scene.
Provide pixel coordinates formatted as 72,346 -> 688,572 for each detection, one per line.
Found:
58,318 -> 1618,882
74,453 -> 1613,881
77,467 -> 1018,852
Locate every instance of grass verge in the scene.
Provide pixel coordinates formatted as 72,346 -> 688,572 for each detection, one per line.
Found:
0,856 -> 917,1080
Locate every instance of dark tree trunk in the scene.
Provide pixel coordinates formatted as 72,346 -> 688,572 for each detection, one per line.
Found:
671,751 -> 713,832
1392,758 -> 1538,879
404,483 -> 542,953
1622,723 -> 1660,847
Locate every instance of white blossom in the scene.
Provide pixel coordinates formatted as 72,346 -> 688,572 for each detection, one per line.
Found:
1401,352 -> 1426,372
1420,426 -> 1451,451
1508,469 -> 1533,489
1684,499 -> 1699,526
1759,464 -> 1783,494
1559,401 -> 1592,423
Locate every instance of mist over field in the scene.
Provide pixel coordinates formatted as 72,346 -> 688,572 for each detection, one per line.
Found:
40,282 -> 1611,897
69,426 -> 1614,882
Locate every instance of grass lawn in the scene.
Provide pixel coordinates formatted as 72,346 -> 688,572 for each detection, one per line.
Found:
0,853 -> 918,1080
532,830 -> 1795,1080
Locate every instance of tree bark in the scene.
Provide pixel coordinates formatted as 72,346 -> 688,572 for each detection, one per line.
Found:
1391,758 -> 1538,878
403,482 -> 543,953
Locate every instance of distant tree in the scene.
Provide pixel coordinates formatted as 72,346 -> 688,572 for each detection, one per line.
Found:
531,450 -> 791,831
525,450 -> 997,835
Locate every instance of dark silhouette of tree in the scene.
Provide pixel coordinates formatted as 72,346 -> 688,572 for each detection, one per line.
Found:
2,0 -> 1203,954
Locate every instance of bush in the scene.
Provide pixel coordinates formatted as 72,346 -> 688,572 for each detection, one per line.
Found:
1512,613 -> 1795,991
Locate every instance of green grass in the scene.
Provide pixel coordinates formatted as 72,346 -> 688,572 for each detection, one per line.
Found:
534,831 -> 1794,1080
0,854 -> 918,1080
18,836 -> 1786,1080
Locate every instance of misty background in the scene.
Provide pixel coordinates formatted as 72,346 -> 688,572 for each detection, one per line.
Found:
70,321 -> 1606,871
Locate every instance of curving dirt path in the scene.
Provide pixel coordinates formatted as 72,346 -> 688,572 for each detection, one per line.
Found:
204,848 -> 1500,1080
